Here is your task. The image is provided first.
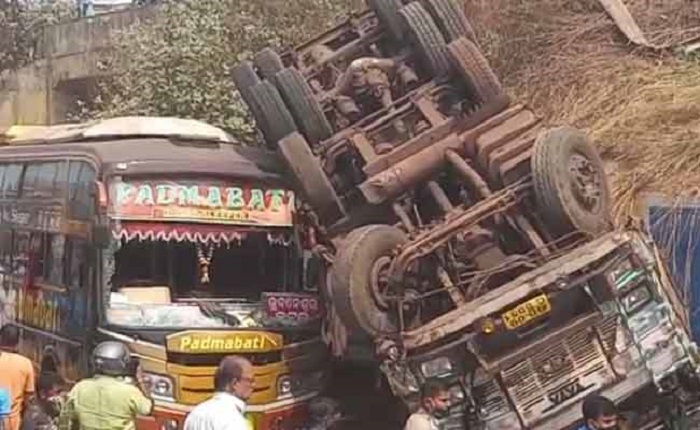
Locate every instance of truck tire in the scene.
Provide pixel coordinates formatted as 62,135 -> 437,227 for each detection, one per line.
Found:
447,37 -> 505,105
330,225 -> 407,337
368,0 -> 405,44
231,61 -> 261,108
423,0 -> 476,42
249,81 -> 297,146
253,48 -> 284,81
532,126 -> 612,237
274,68 -> 333,145
399,2 -> 452,78
277,132 -> 345,222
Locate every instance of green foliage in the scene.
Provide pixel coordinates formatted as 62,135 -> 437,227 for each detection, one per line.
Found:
0,0 -> 74,73
97,0 -> 363,143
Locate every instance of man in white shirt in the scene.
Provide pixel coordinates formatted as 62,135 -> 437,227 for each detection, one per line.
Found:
183,356 -> 255,430
404,381 -> 450,430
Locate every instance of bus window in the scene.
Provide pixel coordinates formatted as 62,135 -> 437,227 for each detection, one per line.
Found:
35,162 -> 60,198
48,235 -> 65,286
65,239 -> 88,290
12,231 -> 30,278
0,165 -> 6,195
3,164 -> 23,199
0,229 -> 10,288
22,162 -> 61,199
68,161 -> 96,220
22,164 -> 40,197
26,232 -> 65,288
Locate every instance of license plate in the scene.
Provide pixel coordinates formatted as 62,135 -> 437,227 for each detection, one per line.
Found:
502,294 -> 551,330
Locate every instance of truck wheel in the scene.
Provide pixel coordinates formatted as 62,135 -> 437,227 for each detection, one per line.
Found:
368,0 -> 405,43
232,61 -> 261,108
423,0 -> 476,42
532,127 -> 612,237
253,48 -> 284,81
278,132 -> 345,222
447,37 -> 506,105
249,81 -> 297,146
274,68 -> 333,145
399,2 -> 452,78
330,225 -> 407,337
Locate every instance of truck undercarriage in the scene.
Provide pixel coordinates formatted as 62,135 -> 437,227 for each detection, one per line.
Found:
229,0 -> 700,427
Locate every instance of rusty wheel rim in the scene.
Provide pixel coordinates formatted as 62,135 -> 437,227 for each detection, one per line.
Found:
370,256 -> 392,310
568,153 -> 603,212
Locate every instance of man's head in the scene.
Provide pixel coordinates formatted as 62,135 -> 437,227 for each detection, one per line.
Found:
420,380 -> 450,417
214,355 -> 254,401
92,341 -> 134,377
582,395 -> 618,430
0,324 -> 20,352
36,372 -> 65,417
37,372 -> 63,399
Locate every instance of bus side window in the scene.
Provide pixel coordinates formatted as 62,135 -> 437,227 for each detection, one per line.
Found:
3,164 -> 24,199
65,238 -> 87,290
68,161 -> 97,220
0,165 -> 7,198
12,231 -> 30,278
0,229 -> 10,288
33,162 -> 60,199
28,232 -> 65,288
21,164 -> 40,198
48,235 -> 65,286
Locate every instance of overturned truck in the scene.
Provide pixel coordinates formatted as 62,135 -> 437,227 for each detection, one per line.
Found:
232,0 -> 700,428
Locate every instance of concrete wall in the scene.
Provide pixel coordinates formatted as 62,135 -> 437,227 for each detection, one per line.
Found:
0,62 -> 50,126
0,5 -> 159,127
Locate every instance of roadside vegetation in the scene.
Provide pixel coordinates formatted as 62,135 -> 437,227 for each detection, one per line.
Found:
0,0 -> 73,73
90,0 -> 362,143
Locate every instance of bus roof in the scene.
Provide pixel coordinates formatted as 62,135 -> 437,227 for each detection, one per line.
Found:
0,117 -> 286,180
1,117 -> 235,144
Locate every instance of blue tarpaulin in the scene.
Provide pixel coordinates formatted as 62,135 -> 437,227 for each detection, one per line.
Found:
646,197 -> 700,342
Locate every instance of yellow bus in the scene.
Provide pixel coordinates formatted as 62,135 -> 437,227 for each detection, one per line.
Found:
0,117 -> 328,430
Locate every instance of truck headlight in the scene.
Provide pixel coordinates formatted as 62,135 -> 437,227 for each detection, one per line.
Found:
622,285 -> 651,314
277,372 -> 323,399
420,357 -> 453,378
448,385 -> 465,403
142,373 -> 175,401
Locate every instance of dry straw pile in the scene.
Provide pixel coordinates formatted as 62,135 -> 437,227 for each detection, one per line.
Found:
464,0 -> 700,224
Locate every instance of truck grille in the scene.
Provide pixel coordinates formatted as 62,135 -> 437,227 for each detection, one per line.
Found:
500,324 -> 616,426
596,315 -> 618,353
472,371 -> 511,421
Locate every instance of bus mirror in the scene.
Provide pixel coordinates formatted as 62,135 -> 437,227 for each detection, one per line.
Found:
92,224 -> 111,249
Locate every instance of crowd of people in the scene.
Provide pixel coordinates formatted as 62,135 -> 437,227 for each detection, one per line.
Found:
0,323 -> 627,430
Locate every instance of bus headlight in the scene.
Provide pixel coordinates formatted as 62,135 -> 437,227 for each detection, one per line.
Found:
142,373 -> 175,401
420,357 -> 453,378
277,372 -> 323,399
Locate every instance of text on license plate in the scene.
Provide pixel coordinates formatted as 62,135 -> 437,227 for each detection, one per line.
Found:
502,294 -> 551,330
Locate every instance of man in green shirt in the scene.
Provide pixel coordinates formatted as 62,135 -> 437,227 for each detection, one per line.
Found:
58,342 -> 153,430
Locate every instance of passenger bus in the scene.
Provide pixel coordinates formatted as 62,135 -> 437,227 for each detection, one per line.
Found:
0,118 -> 327,430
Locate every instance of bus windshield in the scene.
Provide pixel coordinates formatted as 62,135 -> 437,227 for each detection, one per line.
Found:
104,232 -> 310,330
103,177 -> 318,330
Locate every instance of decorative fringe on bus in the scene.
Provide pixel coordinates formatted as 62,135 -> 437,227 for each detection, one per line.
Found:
113,226 -> 245,244
111,222 -> 294,246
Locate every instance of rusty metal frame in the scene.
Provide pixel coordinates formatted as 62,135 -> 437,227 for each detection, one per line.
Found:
399,231 -> 633,350
387,183 -> 528,283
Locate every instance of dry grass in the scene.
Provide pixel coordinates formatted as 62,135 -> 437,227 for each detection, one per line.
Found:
464,0 -> 700,224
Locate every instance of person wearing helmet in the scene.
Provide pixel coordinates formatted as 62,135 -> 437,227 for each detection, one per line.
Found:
57,341 -> 152,430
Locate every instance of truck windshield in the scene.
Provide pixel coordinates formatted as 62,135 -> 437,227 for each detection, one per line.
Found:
104,231 -> 306,329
